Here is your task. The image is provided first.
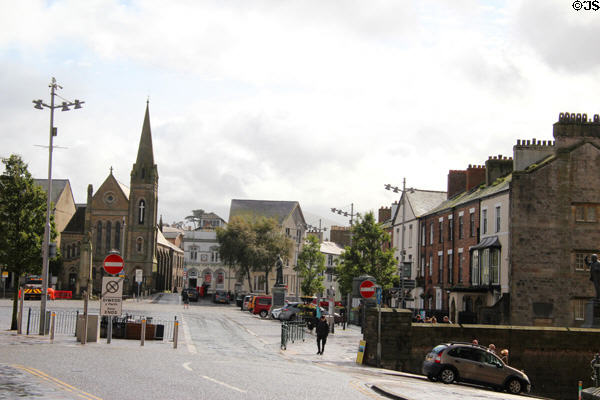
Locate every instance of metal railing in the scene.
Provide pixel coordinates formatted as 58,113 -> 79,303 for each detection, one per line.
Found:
281,320 -> 306,350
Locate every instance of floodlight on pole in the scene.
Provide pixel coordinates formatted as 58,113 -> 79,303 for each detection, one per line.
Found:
33,77 -> 84,335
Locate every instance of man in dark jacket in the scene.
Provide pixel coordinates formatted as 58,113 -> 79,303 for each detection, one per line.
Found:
316,315 -> 329,355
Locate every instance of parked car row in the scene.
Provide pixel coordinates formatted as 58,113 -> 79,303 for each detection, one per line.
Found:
239,294 -> 273,318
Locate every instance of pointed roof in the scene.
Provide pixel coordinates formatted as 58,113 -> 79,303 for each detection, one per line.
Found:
34,179 -> 73,206
135,102 -> 155,166
229,199 -> 304,225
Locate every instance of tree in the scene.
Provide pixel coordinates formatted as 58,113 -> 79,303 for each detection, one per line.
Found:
250,217 -> 292,295
216,216 -> 255,292
0,155 -> 55,330
335,211 -> 396,296
296,234 -> 326,297
185,209 -> 205,229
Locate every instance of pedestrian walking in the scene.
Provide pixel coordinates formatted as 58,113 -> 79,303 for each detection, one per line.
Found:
182,290 -> 189,309
316,315 -> 329,355
340,306 -> 347,330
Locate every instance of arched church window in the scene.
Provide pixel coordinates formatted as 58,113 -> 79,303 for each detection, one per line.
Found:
76,242 -> 81,256
96,222 -> 102,254
106,220 -> 112,251
138,200 -> 146,224
115,222 -> 121,251
137,237 -> 144,253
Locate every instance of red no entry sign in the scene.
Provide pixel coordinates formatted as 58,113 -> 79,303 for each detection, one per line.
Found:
103,253 -> 124,275
359,279 -> 376,299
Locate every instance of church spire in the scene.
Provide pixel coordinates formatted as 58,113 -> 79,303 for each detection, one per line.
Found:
135,101 -> 155,167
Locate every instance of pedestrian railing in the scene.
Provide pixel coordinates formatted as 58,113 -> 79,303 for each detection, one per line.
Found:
281,320 -> 306,350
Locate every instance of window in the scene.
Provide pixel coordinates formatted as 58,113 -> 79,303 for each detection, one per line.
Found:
254,275 -> 265,292
448,218 -> 453,241
438,254 -> 443,284
495,206 -> 501,233
328,254 -> 334,266
409,225 -> 413,248
136,237 -> 143,253
190,247 -> 197,260
106,220 -> 111,251
458,216 -> 463,239
96,222 -> 102,254
421,225 -> 426,246
482,209 -> 488,235
448,254 -> 453,285
458,253 -> 463,283
115,222 -> 121,251
429,222 -> 434,245
490,248 -> 500,285
420,256 -> 425,277
575,252 -> 596,271
428,255 -> 433,276
285,228 -> 291,236
574,299 -> 586,320
574,204 -> 598,222
438,221 -> 443,243
469,212 -> 475,237
471,251 -> 480,285
138,200 -> 146,224
481,248 -> 490,285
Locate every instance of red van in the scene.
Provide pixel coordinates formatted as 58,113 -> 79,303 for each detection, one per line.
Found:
252,296 -> 272,318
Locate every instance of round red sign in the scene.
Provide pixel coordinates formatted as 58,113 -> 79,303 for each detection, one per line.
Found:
359,279 -> 376,299
103,253 -> 124,275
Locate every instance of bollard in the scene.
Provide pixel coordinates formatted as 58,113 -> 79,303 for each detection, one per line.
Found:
107,316 -> 112,344
17,287 -> 24,334
578,380 -> 582,400
141,318 -> 146,346
173,320 -> 179,349
50,312 -> 56,343
26,307 -> 31,335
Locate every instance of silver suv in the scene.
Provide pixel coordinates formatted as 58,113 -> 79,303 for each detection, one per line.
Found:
422,342 -> 531,394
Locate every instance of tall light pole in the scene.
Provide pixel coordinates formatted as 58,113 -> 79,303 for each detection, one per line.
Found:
33,77 -> 84,335
384,178 -> 414,308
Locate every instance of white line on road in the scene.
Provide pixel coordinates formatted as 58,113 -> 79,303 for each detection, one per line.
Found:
201,375 -> 247,393
180,315 -> 197,354
182,362 -> 193,371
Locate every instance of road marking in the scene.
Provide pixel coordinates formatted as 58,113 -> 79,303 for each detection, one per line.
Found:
201,375 -> 247,393
183,362 -> 193,371
349,380 -> 380,399
180,315 -> 197,354
12,364 -> 103,400
223,315 -> 269,345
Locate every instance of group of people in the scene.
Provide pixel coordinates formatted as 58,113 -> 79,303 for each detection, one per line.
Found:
413,314 -> 452,323
473,339 -> 509,363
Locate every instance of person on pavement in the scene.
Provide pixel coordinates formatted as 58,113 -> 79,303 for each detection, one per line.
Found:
316,315 -> 329,355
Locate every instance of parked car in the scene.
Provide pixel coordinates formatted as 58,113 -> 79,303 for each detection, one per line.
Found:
213,290 -> 229,304
278,302 -> 302,321
252,295 -> 272,318
242,295 -> 253,311
182,288 -> 198,302
421,342 -> 531,394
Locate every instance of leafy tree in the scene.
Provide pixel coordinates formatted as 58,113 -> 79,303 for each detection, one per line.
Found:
0,155 -> 56,330
216,216 -> 255,292
296,234 -> 326,296
335,211 -> 396,296
185,209 -> 205,229
250,217 -> 292,295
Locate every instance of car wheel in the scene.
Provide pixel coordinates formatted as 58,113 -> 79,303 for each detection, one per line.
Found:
289,314 -> 296,321
259,310 -> 268,318
506,378 -> 522,394
439,367 -> 456,384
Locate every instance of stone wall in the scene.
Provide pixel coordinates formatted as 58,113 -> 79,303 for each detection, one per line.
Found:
363,308 -> 600,400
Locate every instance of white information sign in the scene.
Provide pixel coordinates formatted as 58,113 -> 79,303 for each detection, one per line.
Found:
135,269 -> 143,283
100,277 -> 123,316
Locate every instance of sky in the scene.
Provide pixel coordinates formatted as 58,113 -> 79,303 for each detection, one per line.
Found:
2,0 -> 600,231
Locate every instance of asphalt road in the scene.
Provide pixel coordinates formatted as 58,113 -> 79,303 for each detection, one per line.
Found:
0,295 -> 543,400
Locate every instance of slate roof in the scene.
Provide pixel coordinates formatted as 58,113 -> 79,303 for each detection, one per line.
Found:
407,190 -> 448,217
320,241 -> 345,255
162,226 -> 184,239
229,199 -> 303,225
34,179 -> 72,205
63,205 -> 86,233
157,229 -> 183,253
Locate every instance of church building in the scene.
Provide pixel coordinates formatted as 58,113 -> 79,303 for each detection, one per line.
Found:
59,103 -> 183,297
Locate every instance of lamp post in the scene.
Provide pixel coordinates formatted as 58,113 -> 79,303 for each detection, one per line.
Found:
384,178 -> 415,308
33,77 -> 84,335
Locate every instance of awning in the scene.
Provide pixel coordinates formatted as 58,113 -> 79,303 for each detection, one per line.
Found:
470,235 -> 501,251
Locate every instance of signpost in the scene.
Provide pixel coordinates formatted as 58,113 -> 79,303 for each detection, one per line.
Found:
376,286 -> 382,367
135,269 -> 143,301
1,270 -> 7,299
101,276 -> 123,344
103,253 -> 124,276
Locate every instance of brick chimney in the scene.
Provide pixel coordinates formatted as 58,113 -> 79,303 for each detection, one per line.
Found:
466,164 -> 486,191
378,206 -> 391,223
447,170 -> 466,199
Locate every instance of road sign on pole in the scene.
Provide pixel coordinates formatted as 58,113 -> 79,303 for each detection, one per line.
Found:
100,277 -> 123,316
376,287 -> 382,305
359,280 -> 376,299
103,253 -> 124,276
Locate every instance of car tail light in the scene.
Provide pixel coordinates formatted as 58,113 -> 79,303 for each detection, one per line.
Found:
434,350 -> 444,363
283,308 -> 289,312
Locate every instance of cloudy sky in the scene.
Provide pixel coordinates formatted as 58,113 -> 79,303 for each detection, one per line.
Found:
2,0 -> 599,229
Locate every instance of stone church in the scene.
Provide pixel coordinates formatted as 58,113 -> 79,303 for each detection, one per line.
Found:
60,103 -> 183,297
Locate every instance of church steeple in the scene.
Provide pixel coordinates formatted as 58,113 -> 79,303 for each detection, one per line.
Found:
131,102 -> 158,184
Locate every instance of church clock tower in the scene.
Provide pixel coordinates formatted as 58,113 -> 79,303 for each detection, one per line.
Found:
126,102 -> 159,293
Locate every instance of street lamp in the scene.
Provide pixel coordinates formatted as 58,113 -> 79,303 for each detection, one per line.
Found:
33,77 -> 84,335
384,178 -> 415,308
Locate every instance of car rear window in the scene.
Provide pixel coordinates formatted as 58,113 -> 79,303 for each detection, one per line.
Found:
432,345 -> 447,353
258,298 -> 271,305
